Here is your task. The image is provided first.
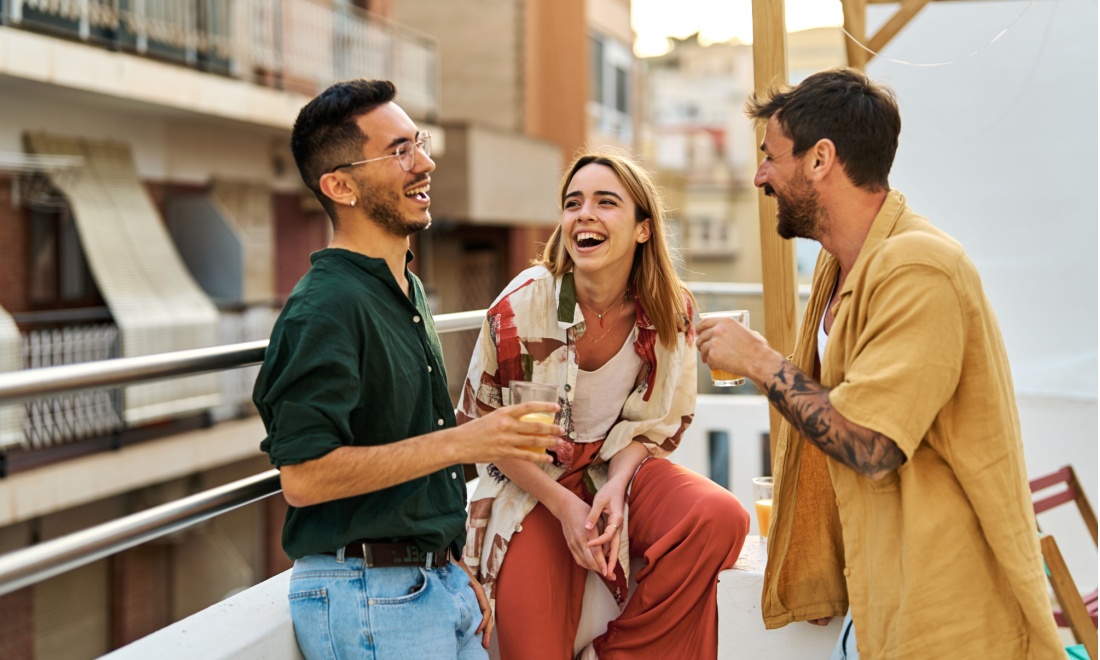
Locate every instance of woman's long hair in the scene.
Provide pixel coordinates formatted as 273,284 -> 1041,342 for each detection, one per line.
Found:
538,150 -> 693,347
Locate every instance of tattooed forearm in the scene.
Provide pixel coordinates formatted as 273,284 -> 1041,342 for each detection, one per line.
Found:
765,360 -> 906,479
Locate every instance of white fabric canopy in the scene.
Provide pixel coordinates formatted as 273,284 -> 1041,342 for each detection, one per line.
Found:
0,307 -> 24,449
26,134 -> 220,424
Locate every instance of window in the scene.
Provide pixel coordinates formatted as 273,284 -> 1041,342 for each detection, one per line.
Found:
27,204 -> 101,309
589,33 -> 633,141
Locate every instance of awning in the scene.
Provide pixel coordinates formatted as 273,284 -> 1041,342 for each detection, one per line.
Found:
0,307 -> 24,449
25,134 -> 220,425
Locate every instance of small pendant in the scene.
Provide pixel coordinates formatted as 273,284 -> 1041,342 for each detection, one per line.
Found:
597,314 -> 604,328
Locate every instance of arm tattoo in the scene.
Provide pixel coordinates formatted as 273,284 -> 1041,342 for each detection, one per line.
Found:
766,360 -> 906,479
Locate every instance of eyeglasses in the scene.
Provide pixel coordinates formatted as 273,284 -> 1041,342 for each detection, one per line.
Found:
331,132 -> 432,173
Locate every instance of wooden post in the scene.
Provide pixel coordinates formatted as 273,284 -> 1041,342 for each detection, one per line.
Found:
751,0 -> 798,468
841,0 -> 869,70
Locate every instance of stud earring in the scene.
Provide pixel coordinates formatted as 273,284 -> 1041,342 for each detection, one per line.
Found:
350,198 -> 356,207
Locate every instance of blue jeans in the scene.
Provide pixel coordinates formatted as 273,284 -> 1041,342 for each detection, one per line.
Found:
288,552 -> 488,660
830,611 -> 859,660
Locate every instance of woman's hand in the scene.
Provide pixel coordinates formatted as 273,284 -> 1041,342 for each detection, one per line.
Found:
584,477 -> 626,578
554,495 -> 607,575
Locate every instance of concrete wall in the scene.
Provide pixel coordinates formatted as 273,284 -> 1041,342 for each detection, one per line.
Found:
0,81 -> 300,191
396,0 -> 526,134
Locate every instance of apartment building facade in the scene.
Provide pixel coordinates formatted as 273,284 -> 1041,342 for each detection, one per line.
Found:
0,0 -> 642,656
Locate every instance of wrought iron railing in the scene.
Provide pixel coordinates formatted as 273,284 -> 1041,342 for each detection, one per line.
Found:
22,323 -> 123,449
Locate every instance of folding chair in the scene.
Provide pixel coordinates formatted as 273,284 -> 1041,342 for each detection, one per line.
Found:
1030,465 -> 1098,659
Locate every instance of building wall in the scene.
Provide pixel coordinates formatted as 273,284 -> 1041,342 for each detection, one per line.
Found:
395,0 -> 526,133
524,0 -> 588,158
0,89 -> 299,191
0,455 -> 279,658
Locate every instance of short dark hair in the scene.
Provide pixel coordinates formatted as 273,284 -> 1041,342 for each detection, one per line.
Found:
290,79 -> 397,219
745,68 -> 900,192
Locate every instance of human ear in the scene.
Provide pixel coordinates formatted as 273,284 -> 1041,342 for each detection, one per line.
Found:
636,218 -> 652,243
319,171 -> 358,208
810,139 -> 836,180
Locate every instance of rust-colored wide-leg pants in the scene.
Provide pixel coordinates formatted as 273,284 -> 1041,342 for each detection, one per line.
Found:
494,443 -> 750,660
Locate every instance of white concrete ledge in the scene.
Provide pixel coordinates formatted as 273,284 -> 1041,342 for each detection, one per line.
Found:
102,570 -> 303,660
719,536 -> 842,658
103,536 -> 839,659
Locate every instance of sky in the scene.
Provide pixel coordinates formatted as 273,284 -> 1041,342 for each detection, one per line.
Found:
631,0 -> 844,56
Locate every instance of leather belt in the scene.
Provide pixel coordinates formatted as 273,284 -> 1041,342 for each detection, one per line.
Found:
326,541 -> 450,569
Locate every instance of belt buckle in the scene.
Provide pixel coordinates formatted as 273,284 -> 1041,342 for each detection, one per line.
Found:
362,543 -> 373,568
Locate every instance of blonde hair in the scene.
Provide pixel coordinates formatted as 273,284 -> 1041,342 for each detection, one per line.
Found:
538,150 -> 693,347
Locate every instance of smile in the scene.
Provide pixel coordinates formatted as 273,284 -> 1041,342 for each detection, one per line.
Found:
406,182 -> 430,203
574,231 -> 607,249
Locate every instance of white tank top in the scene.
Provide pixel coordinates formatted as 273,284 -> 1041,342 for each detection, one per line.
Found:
573,332 -> 644,442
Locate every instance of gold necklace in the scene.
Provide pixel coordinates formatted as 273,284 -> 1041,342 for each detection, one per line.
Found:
581,294 -> 629,344
578,289 -> 629,329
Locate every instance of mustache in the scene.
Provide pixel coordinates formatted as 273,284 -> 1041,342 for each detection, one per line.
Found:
405,174 -> 430,189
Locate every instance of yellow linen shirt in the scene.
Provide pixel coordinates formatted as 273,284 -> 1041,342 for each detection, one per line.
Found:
761,191 -> 1064,659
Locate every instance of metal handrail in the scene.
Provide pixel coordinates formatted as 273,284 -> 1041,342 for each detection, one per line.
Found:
0,471 -> 280,597
0,281 -> 802,596
0,310 -> 489,406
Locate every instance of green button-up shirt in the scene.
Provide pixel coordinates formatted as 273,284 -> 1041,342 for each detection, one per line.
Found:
254,248 -> 465,560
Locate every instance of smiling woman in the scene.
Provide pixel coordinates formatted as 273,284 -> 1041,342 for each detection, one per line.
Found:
457,150 -> 751,659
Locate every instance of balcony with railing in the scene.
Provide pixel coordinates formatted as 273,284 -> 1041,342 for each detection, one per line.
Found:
0,0 -> 439,120
0,286 -> 1093,658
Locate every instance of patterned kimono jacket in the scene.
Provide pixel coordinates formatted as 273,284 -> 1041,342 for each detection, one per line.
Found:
457,265 -> 697,610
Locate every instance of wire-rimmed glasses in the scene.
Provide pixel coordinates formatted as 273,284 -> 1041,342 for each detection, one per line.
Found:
331,131 -> 432,173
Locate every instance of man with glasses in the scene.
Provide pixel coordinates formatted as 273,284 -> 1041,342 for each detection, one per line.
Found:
697,68 -> 1063,658
253,79 -> 563,659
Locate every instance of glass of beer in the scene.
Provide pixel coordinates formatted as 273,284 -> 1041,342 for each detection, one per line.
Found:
752,476 -> 773,540
699,309 -> 750,386
509,380 -> 559,452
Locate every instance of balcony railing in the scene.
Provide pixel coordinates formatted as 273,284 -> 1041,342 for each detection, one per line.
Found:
2,0 -> 439,118
0,282 -> 803,597
0,307 -> 485,597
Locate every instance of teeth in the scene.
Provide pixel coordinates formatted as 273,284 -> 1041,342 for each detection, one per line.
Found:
575,232 -> 606,242
406,184 -> 430,196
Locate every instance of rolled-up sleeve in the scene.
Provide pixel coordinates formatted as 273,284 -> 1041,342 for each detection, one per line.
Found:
257,317 -> 361,467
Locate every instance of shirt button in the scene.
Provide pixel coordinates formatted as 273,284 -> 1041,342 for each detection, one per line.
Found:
843,567 -> 851,577
437,418 -> 445,426
413,315 -> 421,323
515,524 -> 523,532
427,365 -> 432,372
568,432 -> 577,440
564,384 -> 571,392
451,472 -> 457,479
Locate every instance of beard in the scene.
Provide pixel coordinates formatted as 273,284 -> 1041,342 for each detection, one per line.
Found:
354,173 -> 432,238
770,171 -> 823,241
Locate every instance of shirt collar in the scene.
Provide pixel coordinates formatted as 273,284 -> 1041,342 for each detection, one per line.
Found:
554,269 -> 655,332
838,189 -> 907,297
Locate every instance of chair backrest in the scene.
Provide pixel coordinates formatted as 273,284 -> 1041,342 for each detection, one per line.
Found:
1030,465 -> 1099,547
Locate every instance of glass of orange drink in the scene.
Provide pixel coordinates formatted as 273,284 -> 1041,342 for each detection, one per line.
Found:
509,380 -> 559,452
698,310 -> 750,386
752,476 -> 773,540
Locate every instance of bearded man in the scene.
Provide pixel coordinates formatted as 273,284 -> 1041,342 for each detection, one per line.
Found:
696,68 -> 1063,659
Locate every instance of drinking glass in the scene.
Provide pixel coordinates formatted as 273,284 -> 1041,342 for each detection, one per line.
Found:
699,310 -> 750,386
509,380 -> 559,452
752,476 -> 774,540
